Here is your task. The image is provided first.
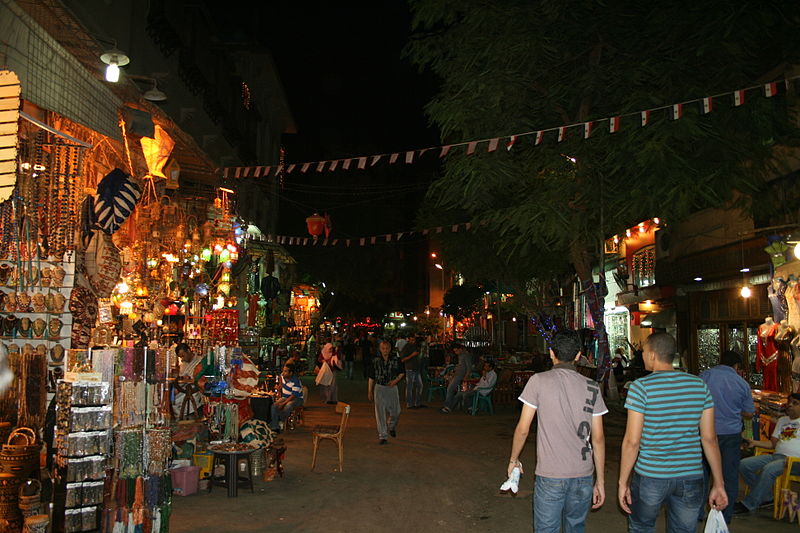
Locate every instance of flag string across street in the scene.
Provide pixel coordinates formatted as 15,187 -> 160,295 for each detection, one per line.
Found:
221,76 -> 799,179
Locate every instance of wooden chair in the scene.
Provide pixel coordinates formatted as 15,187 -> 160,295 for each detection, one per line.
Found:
311,402 -> 350,472
752,447 -> 800,519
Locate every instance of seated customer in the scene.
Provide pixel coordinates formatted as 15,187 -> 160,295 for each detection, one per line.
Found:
453,360 -> 497,412
270,364 -> 304,431
734,393 -> 800,514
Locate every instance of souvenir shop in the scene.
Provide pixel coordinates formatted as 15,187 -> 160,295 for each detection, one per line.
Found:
0,86 -> 287,531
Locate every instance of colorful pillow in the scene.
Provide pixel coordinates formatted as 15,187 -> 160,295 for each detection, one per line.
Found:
239,419 -> 274,449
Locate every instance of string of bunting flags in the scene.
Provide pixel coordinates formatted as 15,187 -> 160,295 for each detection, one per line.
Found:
246,221 -> 474,247
222,76 -> 799,179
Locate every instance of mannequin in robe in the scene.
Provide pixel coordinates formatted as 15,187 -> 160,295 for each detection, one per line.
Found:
768,277 -> 789,323
757,316 -> 778,390
775,319 -> 795,394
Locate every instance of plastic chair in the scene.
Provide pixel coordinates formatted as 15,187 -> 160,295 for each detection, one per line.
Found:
752,447 -> 800,519
311,402 -> 350,472
470,387 -> 494,415
426,375 -> 446,402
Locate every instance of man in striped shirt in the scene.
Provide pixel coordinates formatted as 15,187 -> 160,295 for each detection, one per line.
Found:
618,332 -> 727,532
270,364 -> 304,431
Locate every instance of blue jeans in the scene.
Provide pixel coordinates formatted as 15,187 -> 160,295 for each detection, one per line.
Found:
405,369 -> 423,407
700,433 -> 740,524
740,453 -> 796,510
344,360 -> 354,379
629,473 -> 702,533
269,397 -> 303,430
533,475 -> 593,533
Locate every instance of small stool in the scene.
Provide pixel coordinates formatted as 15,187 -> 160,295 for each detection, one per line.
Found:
208,450 -> 255,497
287,406 -> 304,430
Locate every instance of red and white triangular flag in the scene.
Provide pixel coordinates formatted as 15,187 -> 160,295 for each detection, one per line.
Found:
342,159 -> 352,170
506,135 -> 517,150
583,122 -> 593,139
670,103 -> 683,120
440,145 -> 452,157
466,141 -> 478,155
405,151 -> 414,164
733,89 -> 745,106
389,153 -> 399,164
701,97 -> 713,114
465,222 -> 472,230
357,157 -> 367,169
303,238 -> 308,245
609,116 -> 620,133
301,162 -> 311,173
359,238 -> 365,246
557,127 -> 566,142
370,236 -> 377,244
385,234 -> 391,242
641,110 -> 651,127
535,131 -> 544,145
286,164 -> 296,174
329,160 -> 338,171
451,224 -> 459,232
223,168 -> 231,178
436,226 -> 443,233
764,82 -> 778,97
396,232 -> 404,240
487,138 -> 499,152
316,161 -> 326,172
234,167 -> 242,178
371,155 -> 382,166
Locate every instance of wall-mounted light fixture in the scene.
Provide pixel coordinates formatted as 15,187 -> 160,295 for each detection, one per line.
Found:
100,47 -> 130,82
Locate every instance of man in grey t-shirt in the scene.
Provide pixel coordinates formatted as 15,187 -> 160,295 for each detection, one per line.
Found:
508,330 -> 607,533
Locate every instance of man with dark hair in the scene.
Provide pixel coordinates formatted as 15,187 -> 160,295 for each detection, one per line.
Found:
619,332 -> 727,532
453,360 -> 497,413
270,364 -> 304,431
698,350 -> 754,524
508,330 -> 607,532
735,393 -> 800,514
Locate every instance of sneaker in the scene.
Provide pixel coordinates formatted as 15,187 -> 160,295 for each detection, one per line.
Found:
440,407 -> 450,413
379,439 -> 388,445
389,429 -> 397,438
732,502 -> 752,515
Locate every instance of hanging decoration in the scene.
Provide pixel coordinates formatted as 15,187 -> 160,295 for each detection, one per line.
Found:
221,76 -> 800,179
0,70 -> 21,203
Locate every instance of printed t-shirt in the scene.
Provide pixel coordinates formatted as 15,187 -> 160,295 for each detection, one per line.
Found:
281,375 -> 303,400
774,416 -> 800,457
625,371 -> 713,479
518,363 -> 608,478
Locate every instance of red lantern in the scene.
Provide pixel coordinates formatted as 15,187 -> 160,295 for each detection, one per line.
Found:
306,213 -> 325,237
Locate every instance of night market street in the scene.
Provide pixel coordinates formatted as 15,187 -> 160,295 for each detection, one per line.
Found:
170,375 -> 791,533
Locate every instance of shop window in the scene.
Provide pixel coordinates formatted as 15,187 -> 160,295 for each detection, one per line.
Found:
631,245 -> 656,288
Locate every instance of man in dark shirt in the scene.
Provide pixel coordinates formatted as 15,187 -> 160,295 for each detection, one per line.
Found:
400,335 -> 423,409
359,334 -> 373,379
368,340 -> 405,444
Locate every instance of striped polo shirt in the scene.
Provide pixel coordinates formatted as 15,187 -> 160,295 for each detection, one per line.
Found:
625,371 -> 714,479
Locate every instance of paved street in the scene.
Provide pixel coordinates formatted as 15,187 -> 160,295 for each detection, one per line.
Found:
171,376 -> 795,532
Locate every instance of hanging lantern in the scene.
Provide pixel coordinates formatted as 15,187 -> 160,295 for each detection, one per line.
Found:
219,282 -> 231,295
306,213 -> 326,237
201,248 -> 212,262
119,300 -> 134,316
220,248 -> 231,263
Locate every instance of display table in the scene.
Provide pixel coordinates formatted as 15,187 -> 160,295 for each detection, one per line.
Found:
209,448 -> 256,497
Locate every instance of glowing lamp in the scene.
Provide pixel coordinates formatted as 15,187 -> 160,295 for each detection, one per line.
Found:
135,286 -> 148,297
119,300 -> 133,315
116,281 -> 130,294
219,282 -> 231,295
794,242 -> 800,259
221,272 -> 231,282
214,244 -> 223,253
226,244 -> 237,253
219,249 -> 231,263
146,258 -> 158,269
306,213 -> 326,236
741,286 -> 752,298
167,303 -> 179,315
201,248 -> 212,262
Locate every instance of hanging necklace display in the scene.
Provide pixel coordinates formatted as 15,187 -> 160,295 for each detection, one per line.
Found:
17,317 -> 31,338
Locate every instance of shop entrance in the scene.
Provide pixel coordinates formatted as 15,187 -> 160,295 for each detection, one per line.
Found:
696,322 -> 759,377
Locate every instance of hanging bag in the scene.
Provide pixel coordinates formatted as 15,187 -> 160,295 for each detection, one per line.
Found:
703,509 -> 729,533
84,230 -> 122,298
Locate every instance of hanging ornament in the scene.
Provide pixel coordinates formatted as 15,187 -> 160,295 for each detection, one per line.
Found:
306,213 -> 325,237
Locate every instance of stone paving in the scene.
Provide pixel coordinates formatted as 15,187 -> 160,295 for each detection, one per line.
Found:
170,376 -> 795,532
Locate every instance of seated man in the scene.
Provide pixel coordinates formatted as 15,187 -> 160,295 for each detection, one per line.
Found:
270,364 -> 304,431
173,343 -> 209,418
735,393 -> 800,514
453,360 -> 497,412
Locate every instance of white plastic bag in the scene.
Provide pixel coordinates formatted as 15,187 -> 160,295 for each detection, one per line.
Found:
703,509 -> 729,533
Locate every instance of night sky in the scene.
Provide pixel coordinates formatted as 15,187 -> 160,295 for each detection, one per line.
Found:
207,1 -> 439,314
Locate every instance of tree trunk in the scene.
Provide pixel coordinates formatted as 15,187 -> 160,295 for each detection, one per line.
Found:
571,240 -> 610,382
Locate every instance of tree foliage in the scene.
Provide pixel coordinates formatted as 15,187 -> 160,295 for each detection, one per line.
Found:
442,284 -> 485,320
406,0 -> 800,280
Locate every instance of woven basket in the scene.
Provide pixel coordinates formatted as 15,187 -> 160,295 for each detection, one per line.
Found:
22,514 -> 48,533
0,450 -> 38,479
0,474 -> 19,505
2,428 -> 39,456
